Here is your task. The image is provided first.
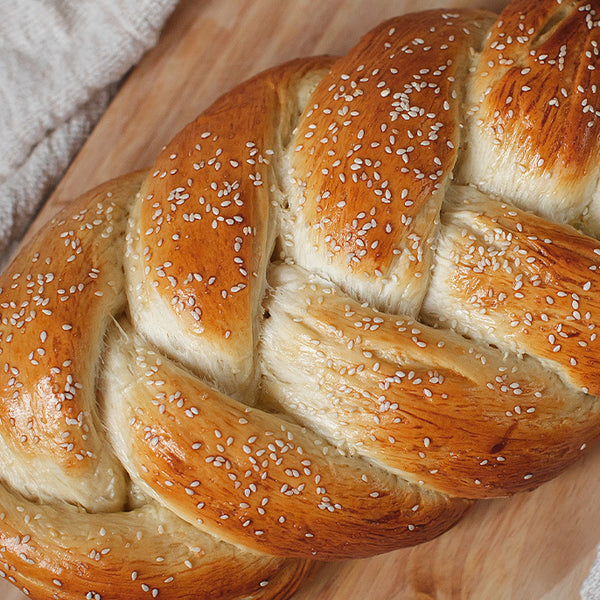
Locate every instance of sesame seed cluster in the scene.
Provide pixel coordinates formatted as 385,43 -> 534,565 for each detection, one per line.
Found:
2,1 -> 600,598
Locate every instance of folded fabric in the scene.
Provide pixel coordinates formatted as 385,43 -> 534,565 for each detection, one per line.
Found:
582,546 -> 600,599
0,0 -> 179,269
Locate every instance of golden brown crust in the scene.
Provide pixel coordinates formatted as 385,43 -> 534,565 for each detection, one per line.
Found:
262,264 -> 600,498
127,57 -> 334,397
473,0 -> 600,172
103,322 -> 470,559
0,175 -> 312,599
286,10 -> 495,315
3,2 -> 600,598
0,483 -> 310,600
425,186 -> 600,397
459,0 -> 600,226
0,174 -> 144,511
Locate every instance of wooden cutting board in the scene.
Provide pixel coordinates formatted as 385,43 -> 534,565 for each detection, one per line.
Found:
3,1 -> 600,598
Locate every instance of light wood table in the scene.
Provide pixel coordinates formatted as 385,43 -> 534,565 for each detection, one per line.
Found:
3,1 -> 598,598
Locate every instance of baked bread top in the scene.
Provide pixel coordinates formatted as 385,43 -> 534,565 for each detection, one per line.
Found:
2,0 -> 600,598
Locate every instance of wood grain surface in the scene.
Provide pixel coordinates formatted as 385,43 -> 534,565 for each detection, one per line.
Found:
3,0 -> 599,598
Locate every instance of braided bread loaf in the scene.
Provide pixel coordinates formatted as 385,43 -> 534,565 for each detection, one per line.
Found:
2,0 -> 600,598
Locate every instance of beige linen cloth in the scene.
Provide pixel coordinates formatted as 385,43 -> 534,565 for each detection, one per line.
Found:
0,0 -> 178,270
583,550 -> 600,599
0,2 -> 177,598
1,2 -> 600,600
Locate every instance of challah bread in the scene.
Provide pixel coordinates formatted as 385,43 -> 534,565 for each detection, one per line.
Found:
2,0 -> 600,598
